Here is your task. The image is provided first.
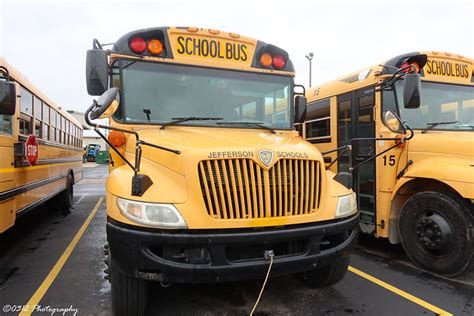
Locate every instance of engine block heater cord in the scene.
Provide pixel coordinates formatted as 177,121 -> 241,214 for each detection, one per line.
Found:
250,250 -> 274,316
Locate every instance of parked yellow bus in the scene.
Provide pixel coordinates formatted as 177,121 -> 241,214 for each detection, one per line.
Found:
83,27 -> 369,315
0,57 -> 83,233
303,51 -> 474,276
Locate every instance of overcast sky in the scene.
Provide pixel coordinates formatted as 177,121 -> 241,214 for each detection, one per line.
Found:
1,0 -> 472,112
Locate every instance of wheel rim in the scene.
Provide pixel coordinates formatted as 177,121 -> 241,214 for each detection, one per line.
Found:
414,211 -> 453,256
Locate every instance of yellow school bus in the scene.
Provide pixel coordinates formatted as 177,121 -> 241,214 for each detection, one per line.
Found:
0,57 -> 83,233
84,27 -> 359,315
303,51 -> 474,276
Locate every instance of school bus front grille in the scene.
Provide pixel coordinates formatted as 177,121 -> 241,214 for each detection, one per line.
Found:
198,159 -> 321,219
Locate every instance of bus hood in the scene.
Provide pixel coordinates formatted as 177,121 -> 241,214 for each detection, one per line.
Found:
127,126 -> 324,175
408,131 -> 474,158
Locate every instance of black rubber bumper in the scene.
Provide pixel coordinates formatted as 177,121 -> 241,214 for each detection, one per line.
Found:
107,214 -> 359,283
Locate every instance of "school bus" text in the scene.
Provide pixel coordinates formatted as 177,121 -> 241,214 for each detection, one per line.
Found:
176,36 -> 248,61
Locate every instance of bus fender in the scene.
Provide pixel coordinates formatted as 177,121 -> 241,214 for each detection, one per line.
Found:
388,159 -> 474,243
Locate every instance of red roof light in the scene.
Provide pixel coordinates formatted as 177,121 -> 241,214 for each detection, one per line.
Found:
400,61 -> 420,74
272,55 -> 286,69
129,37 -> 146,54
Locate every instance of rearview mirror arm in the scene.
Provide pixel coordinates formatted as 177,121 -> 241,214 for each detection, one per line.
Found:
93,39 -> 103,50
294,84 -> 306,96
0,66 -> 11,80
350,142 -> 400,171
85,102 -> 181,175
321,145 -> 352,170
376,64 -> 417,91
93,127 -> 135,170
349,126 -> 414,171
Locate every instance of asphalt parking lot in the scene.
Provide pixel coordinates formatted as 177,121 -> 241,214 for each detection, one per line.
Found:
0,164 -> 473,316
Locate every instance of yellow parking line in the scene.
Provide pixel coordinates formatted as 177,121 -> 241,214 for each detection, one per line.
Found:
19,197 -> 104,316
348,266 -> 452,316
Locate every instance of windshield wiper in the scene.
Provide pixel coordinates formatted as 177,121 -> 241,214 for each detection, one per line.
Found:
160,117 -> 223,130
143,109 -> 152,121
217,121 -> 276,134
421,121 -> 458,134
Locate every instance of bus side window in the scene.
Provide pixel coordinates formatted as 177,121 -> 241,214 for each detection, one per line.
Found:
34,96 -> 43,139
19,86 -> 33,135
43,104 -> 50,140
51,110 -> 57,142
72,125 -> 76,147
306,99 -> 331,143
381,86 -> 402,123
338,99 -> 352,146
67,120 -> 71,146
62,116 -> 66,145
0,115 -> 12,134
56,114 -> 61,143
73,125 -> 77,147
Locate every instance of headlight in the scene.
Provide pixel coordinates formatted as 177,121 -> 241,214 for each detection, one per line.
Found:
335,192 -> 358,218
116,198 -> 187,229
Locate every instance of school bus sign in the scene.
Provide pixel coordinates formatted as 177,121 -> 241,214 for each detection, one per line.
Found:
168,30 -> 256,66
424,56 -> 472,82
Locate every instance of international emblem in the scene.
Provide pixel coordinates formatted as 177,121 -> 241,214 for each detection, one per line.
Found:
258,150 -> 274,167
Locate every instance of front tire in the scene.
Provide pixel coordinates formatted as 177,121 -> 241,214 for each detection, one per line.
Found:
58,174 -> 73,215
110,255 -> 148,316
399,191 -> 474,276
303,255 -> 350,288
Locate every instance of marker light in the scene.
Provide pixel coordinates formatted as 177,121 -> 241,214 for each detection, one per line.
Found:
129,37 -> 146,54
147,39 -> 164,55
259,53 -> 272,68
394,134 -> 407,148
108,130 -> 127,147
410,62 -> 420,73
272,55 -> 286,69
208,29 -> 219,35
401,61 -> 420,73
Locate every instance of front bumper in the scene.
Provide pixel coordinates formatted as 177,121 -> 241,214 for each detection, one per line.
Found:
107,213 -> 359,283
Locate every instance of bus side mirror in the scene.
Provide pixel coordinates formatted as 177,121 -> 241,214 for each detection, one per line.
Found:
334,172 -> 352,189
0,81 -> 16,115
384,111 -> 406,134
86,49 -> 109,96
88,87 -> 119,120
295,96 -> 307,123
403,73 -> 421,109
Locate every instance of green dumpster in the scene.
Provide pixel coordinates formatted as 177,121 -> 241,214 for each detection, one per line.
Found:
96,151 -> 109,164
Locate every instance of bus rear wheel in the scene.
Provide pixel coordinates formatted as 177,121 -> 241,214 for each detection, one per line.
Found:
110,255 -> 148,316
399,191 -> 474,276
302,255 -> 350,288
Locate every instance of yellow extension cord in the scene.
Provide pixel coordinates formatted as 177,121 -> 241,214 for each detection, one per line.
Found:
250,255 -> 274,316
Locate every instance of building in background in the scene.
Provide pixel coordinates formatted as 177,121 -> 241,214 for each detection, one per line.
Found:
67,110 -> 108,149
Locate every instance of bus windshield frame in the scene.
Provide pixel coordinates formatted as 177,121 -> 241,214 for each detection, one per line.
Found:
111,59 -> 294,130
382,80 -> 474,132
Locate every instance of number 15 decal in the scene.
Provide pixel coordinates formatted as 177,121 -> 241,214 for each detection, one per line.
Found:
383,155 -> 396,166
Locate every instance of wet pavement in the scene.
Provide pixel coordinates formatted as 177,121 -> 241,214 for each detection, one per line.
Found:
0,164 -> 473,315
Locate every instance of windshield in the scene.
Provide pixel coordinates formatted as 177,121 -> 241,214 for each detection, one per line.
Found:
383,81 -> 474,131
112,60 -> 293,129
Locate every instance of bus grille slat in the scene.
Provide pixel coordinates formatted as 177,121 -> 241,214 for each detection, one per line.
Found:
198,159 -> 320,219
